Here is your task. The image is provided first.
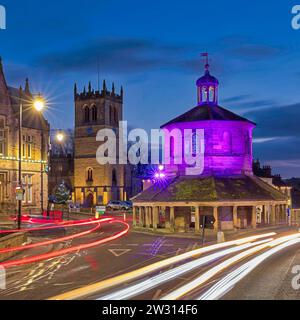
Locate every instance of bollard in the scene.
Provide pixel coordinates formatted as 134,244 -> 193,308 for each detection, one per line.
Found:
217,231 -> 225,243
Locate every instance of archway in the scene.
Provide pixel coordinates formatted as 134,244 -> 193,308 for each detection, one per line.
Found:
85,193 -> 94,208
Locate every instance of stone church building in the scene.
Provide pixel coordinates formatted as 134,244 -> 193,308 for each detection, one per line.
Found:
132,61 -> 288,232
0,58 -> 50,214
73,81 -> 126,207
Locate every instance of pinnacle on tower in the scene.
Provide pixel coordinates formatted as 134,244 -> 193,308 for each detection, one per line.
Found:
25,78 -> 30,94
103,80 -> 107,92
112,82 -> 115,94
74,83 -> 77,96
0,57 -> 2,72
121,86 -> 123,97
88,81 -> 92,93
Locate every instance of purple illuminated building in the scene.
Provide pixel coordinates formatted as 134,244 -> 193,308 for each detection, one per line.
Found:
132,60 -> 289,233
162,62 -> 255,177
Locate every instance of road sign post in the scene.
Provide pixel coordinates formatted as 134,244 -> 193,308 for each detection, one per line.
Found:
95,206 -> 106,219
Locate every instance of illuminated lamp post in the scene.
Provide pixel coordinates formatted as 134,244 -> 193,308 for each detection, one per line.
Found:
17,94 -> 46,230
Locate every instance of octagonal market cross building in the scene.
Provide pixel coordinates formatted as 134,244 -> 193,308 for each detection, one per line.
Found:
132,62 -> 288,233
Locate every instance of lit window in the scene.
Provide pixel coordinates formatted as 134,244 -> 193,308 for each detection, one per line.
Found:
0,129 -> 5,156
27,185 -> 33,203
22,144 -> 26,158
27,144 -> 32,158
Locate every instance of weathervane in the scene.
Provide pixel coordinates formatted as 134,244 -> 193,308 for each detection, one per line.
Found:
201,52 -> 209,71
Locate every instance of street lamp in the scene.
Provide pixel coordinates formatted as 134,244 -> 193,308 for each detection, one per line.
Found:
17,94 -> 46,230
56,132 -> 65,142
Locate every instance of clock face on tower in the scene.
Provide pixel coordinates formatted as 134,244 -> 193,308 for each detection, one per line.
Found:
86,127 -> 93,136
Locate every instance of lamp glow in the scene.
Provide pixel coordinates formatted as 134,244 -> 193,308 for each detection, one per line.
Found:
33,97 -> 45,112
56,133 -> 65,142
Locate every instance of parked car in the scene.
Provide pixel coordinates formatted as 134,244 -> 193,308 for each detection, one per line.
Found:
106,200 -> 133,211
121,201 -> 133,211
106,201 -> 123,211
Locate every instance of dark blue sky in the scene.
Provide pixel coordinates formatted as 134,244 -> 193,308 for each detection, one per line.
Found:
0,0 -> 300,177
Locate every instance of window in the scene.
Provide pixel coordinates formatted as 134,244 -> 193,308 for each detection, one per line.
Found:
22,135 -> 33,159
84,105 -> 90,122
27,144 -> 32,159
0,129 -> 5,156
91,105 -> 97,121
22,174 -> 34,204
22,143 -> 26,158
202,86 -> 208,102
223,131 -> 232,154
114,108 -> 118,124
27,185 -> 33,203
86,168 -> 93,182
112,169 -> 117,186
192,132 -> 199,156
110,106 -> 114,125
0,118 -> 7,157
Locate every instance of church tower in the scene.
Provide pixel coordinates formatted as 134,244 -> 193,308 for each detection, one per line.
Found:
74,80 -> 125,206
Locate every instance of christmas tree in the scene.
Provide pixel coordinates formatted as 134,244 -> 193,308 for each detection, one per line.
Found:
54,181 -> 70,204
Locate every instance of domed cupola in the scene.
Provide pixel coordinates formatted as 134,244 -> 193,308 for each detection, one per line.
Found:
196,54 -> 219,106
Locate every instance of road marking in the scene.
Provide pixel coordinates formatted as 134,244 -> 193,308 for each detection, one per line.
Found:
108,249 -> 132,257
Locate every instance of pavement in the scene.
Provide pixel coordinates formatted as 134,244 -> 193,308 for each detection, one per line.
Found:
223,242 -> 300,300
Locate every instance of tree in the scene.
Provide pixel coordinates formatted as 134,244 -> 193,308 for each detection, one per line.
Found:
54,181 -> 70,204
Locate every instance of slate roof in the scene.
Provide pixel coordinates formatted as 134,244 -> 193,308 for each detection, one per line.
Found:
161,105 -> 256,128
132,175 -> 287,203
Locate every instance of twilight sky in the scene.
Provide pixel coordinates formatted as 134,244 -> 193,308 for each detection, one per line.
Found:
0,0 -> 300,178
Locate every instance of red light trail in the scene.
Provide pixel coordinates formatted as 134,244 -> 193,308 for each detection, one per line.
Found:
0,223 -> 102,255
0,217 -> 112,234
0,220 -> 129,269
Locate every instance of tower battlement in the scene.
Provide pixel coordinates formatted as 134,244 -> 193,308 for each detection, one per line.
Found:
74,80 -> 123,102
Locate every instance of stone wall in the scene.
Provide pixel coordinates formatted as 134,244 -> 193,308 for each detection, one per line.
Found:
0,232 -> 27,262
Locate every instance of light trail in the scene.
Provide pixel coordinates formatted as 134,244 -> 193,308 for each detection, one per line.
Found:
0,223 -> 102,255
0,217 -> 112,234
99,238 -> 273,300
161,232 -> 300,300
199,237 -> 300,300
0,220 -> 129,269
49,232 -> 276,300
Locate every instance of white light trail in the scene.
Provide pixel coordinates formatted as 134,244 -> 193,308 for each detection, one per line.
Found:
161,233 -> 300,300
49,232 -> 276,300
99,238 -> 273,300
199,237 -> 300,300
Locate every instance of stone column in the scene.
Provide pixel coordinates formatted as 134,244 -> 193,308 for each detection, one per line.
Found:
133,206 -> 137,227
264,205 -> 268,224
195,206 -> 200,233
170,207 -> 175,232
153,206 -> 159,230
271,205 -> 276,225
145,207 -> 150,228
252,206 -> 257,229
139,207 -> 143,227
233,206 -> 238,229
213,206 -> 219,231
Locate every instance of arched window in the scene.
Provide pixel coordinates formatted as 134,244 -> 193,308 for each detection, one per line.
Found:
209,86 -> 215,102
114,108 -> 118,124
112,168 -> 117,186
223,131 -> 232,154
192,132 -> 198,156
109,106 -> 114,125
84,105 -> 90,122
170,136 -> 175,159
91,105 -> 97,121
86,168 -> 93,182
202,86 -> 208,103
